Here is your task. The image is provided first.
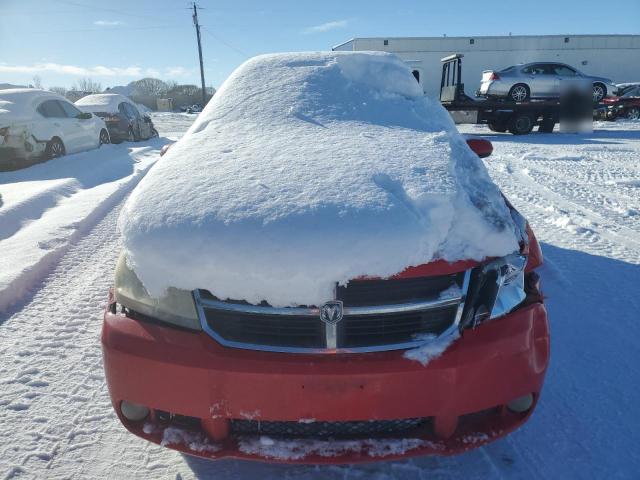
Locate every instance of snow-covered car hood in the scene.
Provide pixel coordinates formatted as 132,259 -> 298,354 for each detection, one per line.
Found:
119,51 -> 519,307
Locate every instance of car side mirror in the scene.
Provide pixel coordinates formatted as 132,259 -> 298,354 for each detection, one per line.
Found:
77,112 -> 92,120
466,138 -> 493,158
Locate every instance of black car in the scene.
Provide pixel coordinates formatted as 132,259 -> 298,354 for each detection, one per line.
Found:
75,94 -> 158,143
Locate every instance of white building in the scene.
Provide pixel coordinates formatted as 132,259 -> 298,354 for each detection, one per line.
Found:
333,34 -> 640,97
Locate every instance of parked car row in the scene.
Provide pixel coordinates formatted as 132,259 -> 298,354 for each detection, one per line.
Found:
0,89 -> 109,168
478,62 -> 618,104
0,89 -> 158,169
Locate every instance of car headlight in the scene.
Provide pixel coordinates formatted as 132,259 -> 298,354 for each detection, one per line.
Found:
113,253 -> 201,330
461,253 -> 528,328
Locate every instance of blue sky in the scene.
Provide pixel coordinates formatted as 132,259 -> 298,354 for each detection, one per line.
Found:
1,0 -> 638,90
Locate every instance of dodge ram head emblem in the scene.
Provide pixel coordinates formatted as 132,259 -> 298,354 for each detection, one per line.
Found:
320,300 -> 344,325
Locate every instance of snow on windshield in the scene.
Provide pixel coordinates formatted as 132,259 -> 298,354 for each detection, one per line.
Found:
119,51 -> 518,307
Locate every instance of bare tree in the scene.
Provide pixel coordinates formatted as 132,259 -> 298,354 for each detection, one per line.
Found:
167,84 -> 199,96
49,86 -> 67,96
32,75 -> 43,89
130,78 -> 168,97
75,78 -> 102,93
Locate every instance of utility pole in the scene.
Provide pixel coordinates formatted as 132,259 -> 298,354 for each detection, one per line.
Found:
192,3 -> 207,106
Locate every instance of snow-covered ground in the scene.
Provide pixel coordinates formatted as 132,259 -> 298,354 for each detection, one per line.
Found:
1,114 -> 639,479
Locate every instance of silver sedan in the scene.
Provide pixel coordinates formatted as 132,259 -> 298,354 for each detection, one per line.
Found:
478,62 -> 618,103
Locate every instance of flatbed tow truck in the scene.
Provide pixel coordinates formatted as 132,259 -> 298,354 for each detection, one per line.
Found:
440,53 -> 561,135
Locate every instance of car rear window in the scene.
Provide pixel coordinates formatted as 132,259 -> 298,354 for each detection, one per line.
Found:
500,66 -> 516,73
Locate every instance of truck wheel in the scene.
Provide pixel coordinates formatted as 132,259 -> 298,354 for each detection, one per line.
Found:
627,107 -> 640,120
508,114 -> 535,135
45,137 -> 65,158
488,122 -> 508,133
592,83 -> 606,103
508,84 -> 530,102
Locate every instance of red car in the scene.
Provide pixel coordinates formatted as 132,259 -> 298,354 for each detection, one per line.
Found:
596,85 -> 640,120
102,53 -> 549,464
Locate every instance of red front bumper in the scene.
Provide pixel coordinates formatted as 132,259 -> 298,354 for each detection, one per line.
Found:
101,298 -> 549,464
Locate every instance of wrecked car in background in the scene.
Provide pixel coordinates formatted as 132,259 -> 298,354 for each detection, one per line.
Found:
595,84 -> 640,121
76,93 -> 158,144
0,88 -> 109,170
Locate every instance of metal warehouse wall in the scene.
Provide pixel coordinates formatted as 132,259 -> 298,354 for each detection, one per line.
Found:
333,35 -> 640,97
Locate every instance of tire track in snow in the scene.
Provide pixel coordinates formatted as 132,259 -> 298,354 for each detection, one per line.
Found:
485,154 -> 640,264
0,200 -> 126,480
0,146 -> 161,315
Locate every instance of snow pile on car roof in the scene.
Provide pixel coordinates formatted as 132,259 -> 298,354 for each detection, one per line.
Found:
75,93 -> 137,114
120,51 -> 519,307
0,89 -> 57,122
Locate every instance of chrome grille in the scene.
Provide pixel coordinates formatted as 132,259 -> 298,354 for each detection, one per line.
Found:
194,269 -> 471,353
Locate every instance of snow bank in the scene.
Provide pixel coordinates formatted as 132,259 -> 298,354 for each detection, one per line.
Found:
75,93 -> 139,115
120,52 -> 519,307
0,141 -> 165,313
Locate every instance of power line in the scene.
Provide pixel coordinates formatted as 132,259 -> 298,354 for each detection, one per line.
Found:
201,27 -> 249,58
27,25 -> 186,35
52,0 -> 181,24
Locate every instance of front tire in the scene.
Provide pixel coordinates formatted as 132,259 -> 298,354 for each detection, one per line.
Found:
508,84 -> 530,102
99,129 -> 110,146
593,83 -> 606,103
45,137 -> 65,159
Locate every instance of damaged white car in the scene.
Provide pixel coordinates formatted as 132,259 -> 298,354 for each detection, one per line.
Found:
0,89 -> 110,169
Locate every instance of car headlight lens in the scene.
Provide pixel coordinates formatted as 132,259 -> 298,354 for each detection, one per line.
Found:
461,253 -> 528,328
488,254 -> 527,319
114,253 -> 201,330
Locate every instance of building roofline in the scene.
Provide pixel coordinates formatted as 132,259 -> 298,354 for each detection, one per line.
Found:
338,33 -> 640,42
332,38 -> 356,51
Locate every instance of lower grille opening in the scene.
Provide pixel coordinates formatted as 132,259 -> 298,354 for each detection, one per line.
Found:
155,410 -> 201,429
230,418 -> 430,438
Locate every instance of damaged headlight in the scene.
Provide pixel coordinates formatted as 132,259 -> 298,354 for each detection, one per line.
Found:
461,253 -> 528,328
113,253 -> 201,330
